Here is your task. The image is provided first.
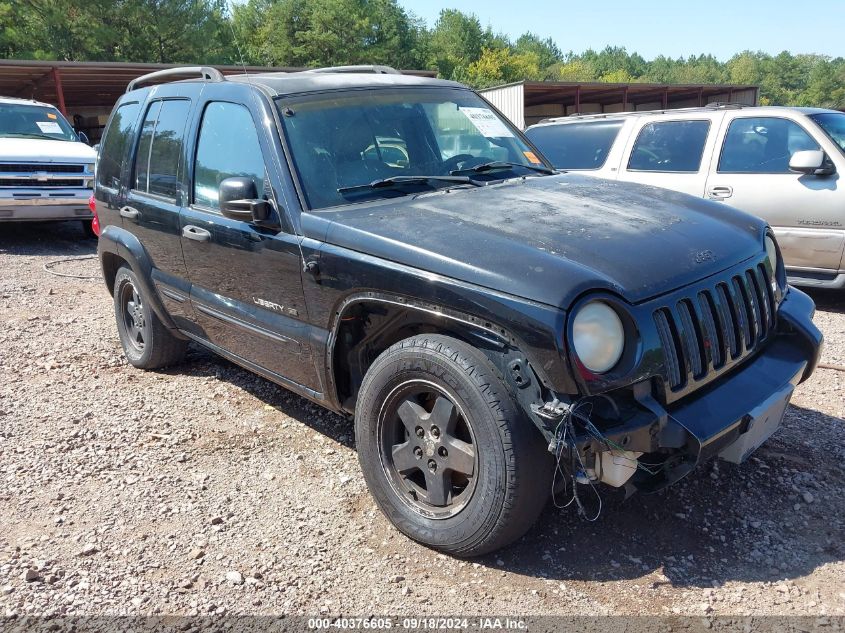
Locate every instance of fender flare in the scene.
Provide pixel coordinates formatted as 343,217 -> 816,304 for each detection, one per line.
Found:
97,224 -> 180,331
325,291 -> 552,412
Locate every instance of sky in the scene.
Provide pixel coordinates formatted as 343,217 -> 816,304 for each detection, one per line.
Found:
399,0 -> 845,61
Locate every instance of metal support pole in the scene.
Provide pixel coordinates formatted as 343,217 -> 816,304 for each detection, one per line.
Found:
622,86 -> 628,111
575,85 -> 581,114
51,67 -> 67,116
662,88 -> 668,110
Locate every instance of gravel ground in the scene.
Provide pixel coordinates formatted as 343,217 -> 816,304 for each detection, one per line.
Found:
1,221 -> 844,618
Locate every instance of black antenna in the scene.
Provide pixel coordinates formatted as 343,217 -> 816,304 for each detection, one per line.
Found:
227,19 -> 310,273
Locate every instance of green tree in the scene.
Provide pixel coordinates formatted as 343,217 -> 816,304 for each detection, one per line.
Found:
464,46 -> 541,88
232,0 -> 425,68
427,9 -> 486,79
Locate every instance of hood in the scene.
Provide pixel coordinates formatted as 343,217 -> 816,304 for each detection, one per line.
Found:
0,138 -> 96,163
308,174 -> 767,308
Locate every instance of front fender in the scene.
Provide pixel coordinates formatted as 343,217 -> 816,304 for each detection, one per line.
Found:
97,225 -> 180,332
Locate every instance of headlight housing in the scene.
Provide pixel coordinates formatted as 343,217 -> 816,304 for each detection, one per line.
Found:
571,301 -> 625,373
765,234 -> 778,275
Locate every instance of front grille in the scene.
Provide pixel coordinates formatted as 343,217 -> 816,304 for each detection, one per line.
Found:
654,263 -> 776,391
0,178 -> 85,188
0,163 -> 85,173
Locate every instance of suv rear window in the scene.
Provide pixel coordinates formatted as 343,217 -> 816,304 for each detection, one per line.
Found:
97,102 -> 140,190
628,120 -> 710,172
525,121 -> 623,170
133,99 -> 191,200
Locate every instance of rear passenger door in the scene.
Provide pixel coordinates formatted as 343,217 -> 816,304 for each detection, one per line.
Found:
705,114 -> 845,273
179,89 -> 317,390
617,113 -> 723,197
124,85 -> 197,331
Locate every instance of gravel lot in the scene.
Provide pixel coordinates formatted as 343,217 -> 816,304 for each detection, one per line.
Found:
1,221 -> 844,618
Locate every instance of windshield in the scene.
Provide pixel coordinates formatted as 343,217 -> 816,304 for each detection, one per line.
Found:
525,120 -> 624,170
277,87 -> 550,209
810,112 -> 845,155
0,103 -> 78,141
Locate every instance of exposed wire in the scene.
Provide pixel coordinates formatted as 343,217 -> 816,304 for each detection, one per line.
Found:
43,254 -> 99,280
550,400 -> 602,521
819,362 -> 845,373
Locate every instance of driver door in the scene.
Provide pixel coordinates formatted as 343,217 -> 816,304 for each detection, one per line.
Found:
705,114 -> 844,272
180,94 -> 317,390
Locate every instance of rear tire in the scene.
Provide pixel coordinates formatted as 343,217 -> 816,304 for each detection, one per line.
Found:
355,334 -> 552,557
113,266 -> 187,369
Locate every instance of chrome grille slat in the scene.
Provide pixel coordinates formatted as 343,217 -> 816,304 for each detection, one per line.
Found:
756,264 -> 774,332
698,292 -> 722,369
731,276 -> 753,351
744,271 -> 763,342
677,300 -> 703,378
654,263 -> 775,392
715,283 -> 739,359
654,309 -> 683,389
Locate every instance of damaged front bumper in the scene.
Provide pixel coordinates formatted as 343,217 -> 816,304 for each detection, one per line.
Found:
556,287 -> 823,493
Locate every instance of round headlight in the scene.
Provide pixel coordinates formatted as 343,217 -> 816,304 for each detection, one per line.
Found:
572,301 -> 625,374
765,235 -> 778,274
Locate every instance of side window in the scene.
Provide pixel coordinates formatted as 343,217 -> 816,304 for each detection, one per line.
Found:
627,120 -> 710,172
718,117 -> 820,174
96,101 -> 140,190
132,99 -> 191,199
525,121 -> 623,170
193,102 -> 266,210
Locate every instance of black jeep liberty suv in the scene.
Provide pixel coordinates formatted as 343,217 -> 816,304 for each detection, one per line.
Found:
95,65 -> 822,556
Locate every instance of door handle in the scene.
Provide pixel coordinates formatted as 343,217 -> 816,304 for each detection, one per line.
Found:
182,225 -> 211,242
119,206 -> 140,220
708,186 -> 733,199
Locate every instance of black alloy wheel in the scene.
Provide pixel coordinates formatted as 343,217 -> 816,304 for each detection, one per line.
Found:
379,380 -> 478,519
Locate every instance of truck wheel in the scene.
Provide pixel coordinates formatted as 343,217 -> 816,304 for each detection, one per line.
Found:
81,220 -> 97,239
355,334 -> 552,557
113,266 -> 187,369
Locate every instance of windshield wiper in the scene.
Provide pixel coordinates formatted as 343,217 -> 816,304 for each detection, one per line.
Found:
2,133 -> 71,141
338,175 -> 480,194
450,161 -> 555,176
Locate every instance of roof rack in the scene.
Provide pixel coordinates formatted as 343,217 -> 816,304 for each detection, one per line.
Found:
126,66 -> 224,93
538,101 -> 755,124
303,65 -> 401,75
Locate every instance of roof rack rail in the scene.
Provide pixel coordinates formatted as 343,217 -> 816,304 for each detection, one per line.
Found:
704,102 -> 749,109
127,66 -> 225,93
303,65 -> 401,75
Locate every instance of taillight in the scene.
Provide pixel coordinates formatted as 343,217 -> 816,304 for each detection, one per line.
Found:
88,195 -> 100,237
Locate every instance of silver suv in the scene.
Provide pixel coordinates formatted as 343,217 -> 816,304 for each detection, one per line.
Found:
526,105 -> 845,289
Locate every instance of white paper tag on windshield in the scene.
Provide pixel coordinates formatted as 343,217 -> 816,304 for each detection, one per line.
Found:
36,121 -> 63,134
458,107 -> 514,138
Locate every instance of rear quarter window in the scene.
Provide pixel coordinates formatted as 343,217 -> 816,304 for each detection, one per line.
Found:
97,101 -> 140,190
525,121 -> 623,170
627,120 -> 710,172
132,99 -> 191,200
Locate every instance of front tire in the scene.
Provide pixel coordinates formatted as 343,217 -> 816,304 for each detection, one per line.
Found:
355,334 -> 552,557
113,266 -> 187,369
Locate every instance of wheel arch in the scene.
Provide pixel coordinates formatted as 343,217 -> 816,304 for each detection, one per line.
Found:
97,224 -> 179,331
326,293 -> 549,418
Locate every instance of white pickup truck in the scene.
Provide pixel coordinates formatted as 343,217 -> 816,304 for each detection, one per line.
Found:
0,96 -> 97,235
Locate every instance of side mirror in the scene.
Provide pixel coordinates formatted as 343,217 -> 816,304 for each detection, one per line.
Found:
77,131 -> 90,145
219,177 -> 272,223
789,150 -> 835,176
